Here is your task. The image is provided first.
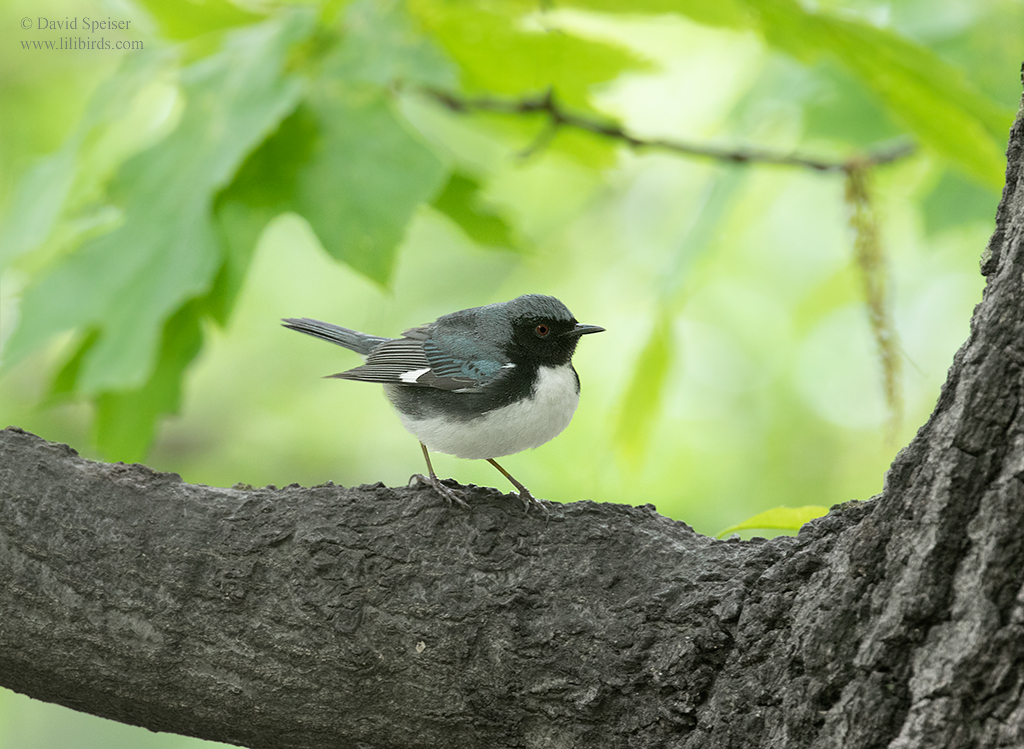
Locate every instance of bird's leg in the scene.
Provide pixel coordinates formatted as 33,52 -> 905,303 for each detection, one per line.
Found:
486,458 -> 549,513
412,442 -> 469,508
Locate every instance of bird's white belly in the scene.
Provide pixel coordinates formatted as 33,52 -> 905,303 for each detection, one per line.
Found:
397,364 -> 581,459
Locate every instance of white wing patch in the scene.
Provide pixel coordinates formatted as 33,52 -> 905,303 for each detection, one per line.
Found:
399,367 -> 432,384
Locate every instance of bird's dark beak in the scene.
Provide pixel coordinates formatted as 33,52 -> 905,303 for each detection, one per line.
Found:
567,323 -> 605,337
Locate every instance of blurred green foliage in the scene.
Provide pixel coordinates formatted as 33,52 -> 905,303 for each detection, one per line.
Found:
0,0 -> 1019,743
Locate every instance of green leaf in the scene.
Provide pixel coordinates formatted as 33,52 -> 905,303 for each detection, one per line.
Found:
615,310 -> 674,469
4,11 -> 315,394
409,0 -> 646,111
220,102 -> 320,211
783,11 -> 1010,189
94,300 -> 205,462
0,150 -> 77,272
207,201 -> 276,327
716,505 -> 831,539
208,104 -> 320,325
793,61 -> 904,148
430,171 -> 516,248
132,0 -> 266,40
48,330 -> 101,402
0,51 -> 177,272
330,0 -> 456,89
217,16 -> 453,292
564,0 -> 751,28
293,86 -> 448,285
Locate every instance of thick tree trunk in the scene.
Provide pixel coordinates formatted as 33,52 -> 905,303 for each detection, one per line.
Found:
3,86 -> 1024,749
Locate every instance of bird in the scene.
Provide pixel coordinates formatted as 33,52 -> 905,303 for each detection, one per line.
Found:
282,294 -> 604,509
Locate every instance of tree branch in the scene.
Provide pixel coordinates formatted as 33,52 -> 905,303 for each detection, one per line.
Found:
0,428 -> 863,748
422,87 -> 916,171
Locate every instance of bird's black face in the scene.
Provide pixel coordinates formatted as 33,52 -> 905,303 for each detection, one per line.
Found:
509,315 -> 603,367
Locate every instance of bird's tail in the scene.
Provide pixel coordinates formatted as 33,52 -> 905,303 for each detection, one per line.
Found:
281,318 -> 389,356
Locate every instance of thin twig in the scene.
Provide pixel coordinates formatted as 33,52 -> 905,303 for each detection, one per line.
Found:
423,87 -> 916,171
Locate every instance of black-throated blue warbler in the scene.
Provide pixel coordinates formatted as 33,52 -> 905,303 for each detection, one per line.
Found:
282,295 -> 604,509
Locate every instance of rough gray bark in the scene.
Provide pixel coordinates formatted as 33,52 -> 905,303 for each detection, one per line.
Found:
3,86 -> 1024,749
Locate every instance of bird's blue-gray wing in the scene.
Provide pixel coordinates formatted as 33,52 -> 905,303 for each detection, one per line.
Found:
331,329 -> 510,392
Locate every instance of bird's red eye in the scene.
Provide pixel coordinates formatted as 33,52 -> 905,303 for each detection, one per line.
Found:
535,324 -> 550,337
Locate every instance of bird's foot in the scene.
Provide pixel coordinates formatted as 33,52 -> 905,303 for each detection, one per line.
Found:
483,458 -> 550,514
517,488 -> 552,515
410,473 -> 470,508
